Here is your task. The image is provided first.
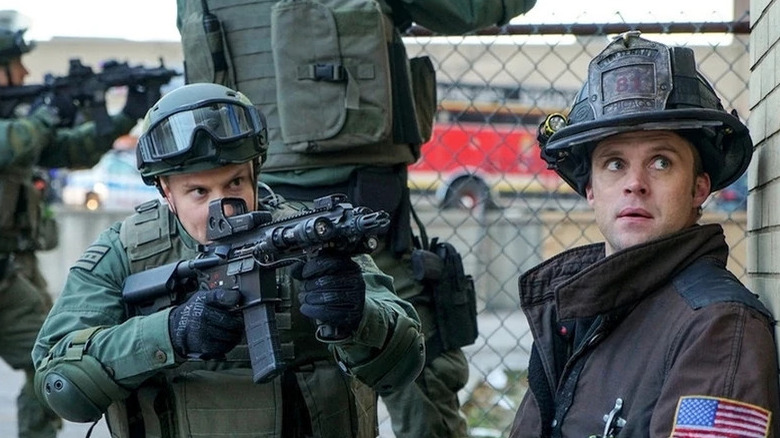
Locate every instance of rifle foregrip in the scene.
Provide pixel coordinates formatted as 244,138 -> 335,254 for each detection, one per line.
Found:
243,302 -> 285,383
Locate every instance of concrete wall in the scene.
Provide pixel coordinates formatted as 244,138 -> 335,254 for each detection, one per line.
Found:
749,0 -> 780,354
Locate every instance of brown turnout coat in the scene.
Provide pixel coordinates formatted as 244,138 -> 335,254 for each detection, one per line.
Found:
510,224 -> 780,437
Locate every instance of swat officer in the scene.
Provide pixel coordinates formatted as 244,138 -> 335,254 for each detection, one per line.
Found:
0,10 -> 152,438
511,32 -> 780,437
32,82 -> 426,438
175,1 -> 537,436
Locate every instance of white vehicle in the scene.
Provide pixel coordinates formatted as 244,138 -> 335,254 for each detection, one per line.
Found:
61,149 -> 160,211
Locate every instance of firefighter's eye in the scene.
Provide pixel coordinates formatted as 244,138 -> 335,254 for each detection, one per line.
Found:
606,159 -> 624,171
652,157 -> 671,170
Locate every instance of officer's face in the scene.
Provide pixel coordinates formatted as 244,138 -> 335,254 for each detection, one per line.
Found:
0,57 -> 28,87
160,162 -> 256,244
585,131 -> 711,256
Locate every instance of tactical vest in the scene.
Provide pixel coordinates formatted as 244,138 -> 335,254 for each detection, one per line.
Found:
0,165 -> 58,254
111,198 -> 377,438
178,0 -> 436,172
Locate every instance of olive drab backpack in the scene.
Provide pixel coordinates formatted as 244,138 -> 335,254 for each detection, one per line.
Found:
178,0 -> 437,172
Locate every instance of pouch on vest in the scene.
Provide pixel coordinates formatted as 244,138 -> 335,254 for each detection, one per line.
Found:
0,178 -> 21,237
35,214 -> 59,251
411,234 -> 478,361
24,170 -> 59,251
295,363 -> 378,438
169,369 -> 282,436
409,55 -> 436,149
180,2 -> 235,87
271,0 -> 393,152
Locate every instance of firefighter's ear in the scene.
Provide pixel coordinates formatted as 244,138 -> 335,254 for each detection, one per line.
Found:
585,182 -> 594,205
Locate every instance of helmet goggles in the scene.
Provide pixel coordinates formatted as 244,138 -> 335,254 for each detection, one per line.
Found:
137,99 -> 266,165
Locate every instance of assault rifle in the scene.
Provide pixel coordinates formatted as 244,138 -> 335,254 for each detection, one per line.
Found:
122,194 -> 390,383
0,57 -> 180,119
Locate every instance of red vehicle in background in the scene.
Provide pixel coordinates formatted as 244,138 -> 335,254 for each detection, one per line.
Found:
409,101 -> 574,209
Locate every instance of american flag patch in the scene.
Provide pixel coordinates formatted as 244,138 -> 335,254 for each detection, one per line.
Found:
671,396 -> 770,438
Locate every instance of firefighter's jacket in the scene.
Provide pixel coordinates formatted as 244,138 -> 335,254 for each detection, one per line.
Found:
510,224 -> 780,438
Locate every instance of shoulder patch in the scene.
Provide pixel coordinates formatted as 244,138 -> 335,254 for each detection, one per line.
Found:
672,395 -> 770,437
72,244 -> 111,272
673,258 -> 772,319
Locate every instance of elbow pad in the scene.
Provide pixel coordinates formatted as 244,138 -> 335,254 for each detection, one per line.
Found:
35,327 -> 130,423
35,354 -> 130,423
345,315 -> 425,395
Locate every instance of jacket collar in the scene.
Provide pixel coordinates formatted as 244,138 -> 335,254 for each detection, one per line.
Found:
519,224 -> 729,320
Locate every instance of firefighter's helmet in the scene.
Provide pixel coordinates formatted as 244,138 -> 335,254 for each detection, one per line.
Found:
537,31 -> 752,197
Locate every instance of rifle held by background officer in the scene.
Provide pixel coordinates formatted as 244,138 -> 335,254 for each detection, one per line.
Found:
0,57 -> 180,122
122,194 -> 390,384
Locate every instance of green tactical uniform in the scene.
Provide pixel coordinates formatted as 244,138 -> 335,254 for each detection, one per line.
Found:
263,168 -> 472,437
0,109 -> 138,438
0,13 -> 138,436
175,0 -> 535,435
32,196 -> 424,438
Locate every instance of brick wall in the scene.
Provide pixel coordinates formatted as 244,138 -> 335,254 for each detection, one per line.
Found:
748,0 -> 780,353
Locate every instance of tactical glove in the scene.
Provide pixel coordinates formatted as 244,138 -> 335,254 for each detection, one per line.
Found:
36,93 -> 77,128
168,288 -> 244,359
292,253 -> 366,340
122,84 -> 155,120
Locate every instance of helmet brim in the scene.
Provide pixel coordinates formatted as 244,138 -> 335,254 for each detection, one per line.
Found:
544,108 -> 752,196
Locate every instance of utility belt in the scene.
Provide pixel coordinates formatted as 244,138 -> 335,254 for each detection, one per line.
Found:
108,360 -> 375,438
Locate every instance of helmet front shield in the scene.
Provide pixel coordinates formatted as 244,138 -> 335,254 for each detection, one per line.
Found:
587,32 -> 673,118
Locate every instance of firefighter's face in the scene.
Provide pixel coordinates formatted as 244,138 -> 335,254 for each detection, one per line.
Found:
585,131 -> 710,256
160,162 -> 256,245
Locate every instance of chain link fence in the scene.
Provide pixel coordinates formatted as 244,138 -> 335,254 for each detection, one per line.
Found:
390,16 -> 751,437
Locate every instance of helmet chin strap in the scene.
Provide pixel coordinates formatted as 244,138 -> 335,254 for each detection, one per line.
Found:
157,177 -> 178,216
167,197 -> 178,216
250,159 -> 261,211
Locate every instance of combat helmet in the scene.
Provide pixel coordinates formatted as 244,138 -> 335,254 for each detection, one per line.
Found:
137,82 -> 268,186
537,31 -> 752,197
0,10 -> 34,64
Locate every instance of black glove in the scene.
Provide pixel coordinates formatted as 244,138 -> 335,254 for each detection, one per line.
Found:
122,84 -> 155,120
292,253 -> 366,340
37,93 -> 77,128
168,288 -> 244,359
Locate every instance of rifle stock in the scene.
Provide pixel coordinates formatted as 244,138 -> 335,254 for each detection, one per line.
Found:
122,194 -> 390,383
